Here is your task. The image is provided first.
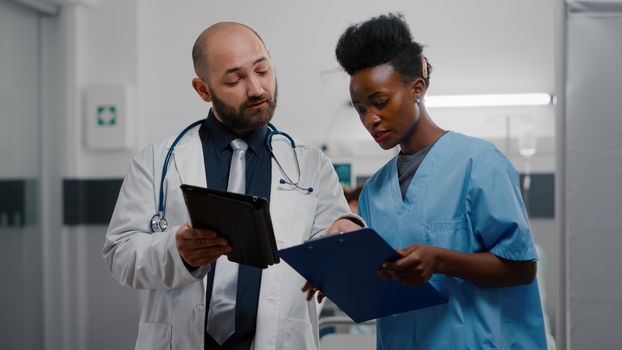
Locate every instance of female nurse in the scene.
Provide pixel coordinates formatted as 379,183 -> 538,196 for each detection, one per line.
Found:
333,13 -> 547,349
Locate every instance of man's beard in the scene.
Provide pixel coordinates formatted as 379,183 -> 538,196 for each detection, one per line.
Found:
211,82 -> 278,130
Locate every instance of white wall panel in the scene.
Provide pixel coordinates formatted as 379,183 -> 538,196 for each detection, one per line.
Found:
566,8 -> 622,349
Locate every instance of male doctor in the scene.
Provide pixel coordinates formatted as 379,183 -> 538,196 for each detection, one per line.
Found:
102,22 -> 361,350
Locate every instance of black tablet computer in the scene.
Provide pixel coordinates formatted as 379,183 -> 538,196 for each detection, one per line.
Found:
180,184 -> 280,269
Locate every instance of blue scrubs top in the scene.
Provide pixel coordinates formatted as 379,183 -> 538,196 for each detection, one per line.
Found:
359,132 -> 547,349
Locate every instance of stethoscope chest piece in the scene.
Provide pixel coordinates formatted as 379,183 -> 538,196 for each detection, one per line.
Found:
150,213 -> 168,233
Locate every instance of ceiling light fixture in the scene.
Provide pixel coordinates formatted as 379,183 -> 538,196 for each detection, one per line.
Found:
425,93 -> 553,108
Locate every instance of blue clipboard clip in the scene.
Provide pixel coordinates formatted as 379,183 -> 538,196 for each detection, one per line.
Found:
278,228 -> 448,322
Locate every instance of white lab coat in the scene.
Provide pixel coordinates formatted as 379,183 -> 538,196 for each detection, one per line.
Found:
102,126 -> 352,349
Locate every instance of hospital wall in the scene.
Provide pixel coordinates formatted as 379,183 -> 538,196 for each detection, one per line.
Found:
0,0 -> 565,349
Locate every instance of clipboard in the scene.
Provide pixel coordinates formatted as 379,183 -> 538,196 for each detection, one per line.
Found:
278,228 -> 448,322
180,184 -> 279,269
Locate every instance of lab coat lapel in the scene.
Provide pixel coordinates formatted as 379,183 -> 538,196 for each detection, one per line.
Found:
171,128 -> 207,188
254,136 -> 296,349
267,136 -> 298,245
169,127 -> 207,293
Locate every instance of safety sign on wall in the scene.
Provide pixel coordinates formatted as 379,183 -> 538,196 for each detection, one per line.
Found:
85,85 -> 133,150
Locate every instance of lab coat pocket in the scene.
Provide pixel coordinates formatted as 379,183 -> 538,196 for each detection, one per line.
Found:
424,219 -> 471,253
279,318 -> 316,349
277,195 -> 318,248
135,322 -> 171,350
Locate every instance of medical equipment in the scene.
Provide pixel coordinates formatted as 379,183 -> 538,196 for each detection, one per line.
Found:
150,119 -> 313,233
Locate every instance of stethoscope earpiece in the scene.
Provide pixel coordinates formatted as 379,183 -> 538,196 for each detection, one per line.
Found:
279,178 -> 313,193
268,122 -> 314,193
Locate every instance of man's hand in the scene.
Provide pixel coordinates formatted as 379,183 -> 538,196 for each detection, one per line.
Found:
379,243 -> 439,286
299,218 -> 362,302
326,218 -> 362,235
175,223 -> 231,268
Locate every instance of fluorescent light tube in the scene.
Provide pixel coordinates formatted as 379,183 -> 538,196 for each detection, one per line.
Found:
425,93 -> 552,108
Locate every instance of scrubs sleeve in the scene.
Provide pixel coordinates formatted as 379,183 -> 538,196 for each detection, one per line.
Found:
469,150 -> 538,261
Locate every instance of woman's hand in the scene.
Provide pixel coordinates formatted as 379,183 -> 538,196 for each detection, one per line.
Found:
379,243 -> 439,286
301,281 -> 325,303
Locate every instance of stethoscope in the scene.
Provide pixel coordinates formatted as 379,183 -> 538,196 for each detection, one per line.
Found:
150,119 -> 313,233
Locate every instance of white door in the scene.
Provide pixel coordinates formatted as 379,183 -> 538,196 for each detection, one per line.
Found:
0,1 -> 44,349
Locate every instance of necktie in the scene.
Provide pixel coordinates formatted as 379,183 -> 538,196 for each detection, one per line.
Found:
226,139 -> 248,195
206,138 -> 248,345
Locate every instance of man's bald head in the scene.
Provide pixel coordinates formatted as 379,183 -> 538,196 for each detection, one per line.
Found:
192,22 -> 267,80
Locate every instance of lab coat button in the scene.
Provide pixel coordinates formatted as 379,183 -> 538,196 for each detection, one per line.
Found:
195,305 -> 205,313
